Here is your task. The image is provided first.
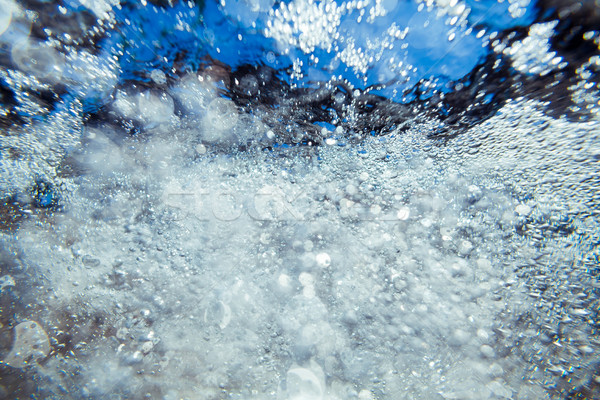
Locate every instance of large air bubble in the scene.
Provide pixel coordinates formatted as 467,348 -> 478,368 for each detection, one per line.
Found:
201,97 -> 240,143
11,40 -> 64,81
279,361 -> 325,400
1,321 -> 50,368
0,0 -> 16,36
138,91 -> 175,125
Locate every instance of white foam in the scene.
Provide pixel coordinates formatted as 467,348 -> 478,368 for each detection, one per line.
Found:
0,1 -> 598,398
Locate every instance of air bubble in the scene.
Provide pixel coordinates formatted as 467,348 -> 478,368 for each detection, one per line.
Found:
1,321 -> 50,368
150,69 -> 167,85
315,252 -> 331,267
204,301 -> 232,329
480,344 -> 495,358
396,206 -> 410,220
195,144 -> 207,154
202,98 -> 239,142
515,204 -> 531,215
11,40 -> 64,80
236,74 -> 259,96
0,275 -> 15,292
138,91 -> 174,124
280,362 -> 325,400
0,0 -> 16,36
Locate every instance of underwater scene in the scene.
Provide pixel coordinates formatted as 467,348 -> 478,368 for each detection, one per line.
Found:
0,0 -> 599,398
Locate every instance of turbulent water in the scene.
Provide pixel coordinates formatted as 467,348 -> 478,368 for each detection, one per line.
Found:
0,0 -> 599,399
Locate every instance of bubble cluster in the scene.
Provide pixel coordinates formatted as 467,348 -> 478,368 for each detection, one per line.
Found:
504,21 -> 565,75
265,0 -> 343,54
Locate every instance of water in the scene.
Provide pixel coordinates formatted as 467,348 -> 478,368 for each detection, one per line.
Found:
0,0 -> 599,399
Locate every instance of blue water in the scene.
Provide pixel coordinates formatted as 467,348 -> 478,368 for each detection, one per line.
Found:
61,0 -> 536,104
